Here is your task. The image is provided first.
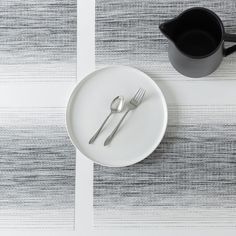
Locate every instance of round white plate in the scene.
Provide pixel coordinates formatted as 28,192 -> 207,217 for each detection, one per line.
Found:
66,66 -> 168,167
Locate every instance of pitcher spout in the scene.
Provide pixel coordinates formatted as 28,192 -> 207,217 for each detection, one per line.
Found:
159,19 -> 178,42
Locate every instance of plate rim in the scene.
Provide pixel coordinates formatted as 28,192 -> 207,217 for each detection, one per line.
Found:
66,65 -> 168,167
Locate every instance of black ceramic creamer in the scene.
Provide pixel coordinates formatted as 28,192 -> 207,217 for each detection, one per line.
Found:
159,7 -> 236,78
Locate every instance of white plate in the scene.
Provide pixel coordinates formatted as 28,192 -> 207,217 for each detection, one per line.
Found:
66,66 -> 168,167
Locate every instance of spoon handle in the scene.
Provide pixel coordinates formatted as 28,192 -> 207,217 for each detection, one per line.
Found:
104,110 -> 130,146
89,112 -> 112,144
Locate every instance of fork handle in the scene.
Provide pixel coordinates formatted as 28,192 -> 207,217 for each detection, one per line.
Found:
104,110 -> 130,146
89,112 -> 112,144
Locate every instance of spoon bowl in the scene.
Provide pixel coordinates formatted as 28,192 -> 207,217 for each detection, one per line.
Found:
89,95 -> 125,144
111,96 -> 124,113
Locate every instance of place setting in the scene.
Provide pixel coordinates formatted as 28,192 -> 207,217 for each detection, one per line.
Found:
66,66 -> 168,167
1,0 -> 236,233
67,7 -> 236,168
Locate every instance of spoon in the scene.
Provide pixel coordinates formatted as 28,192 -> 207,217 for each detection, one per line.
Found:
89,96 -> 125,144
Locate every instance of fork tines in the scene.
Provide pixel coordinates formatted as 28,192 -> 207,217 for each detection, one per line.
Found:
131,88 -> 146,105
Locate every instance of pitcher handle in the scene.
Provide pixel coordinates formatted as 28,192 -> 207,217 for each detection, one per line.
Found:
224,33 -> 236,56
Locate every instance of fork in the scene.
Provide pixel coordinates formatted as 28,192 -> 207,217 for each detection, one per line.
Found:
104,88 -> 146,146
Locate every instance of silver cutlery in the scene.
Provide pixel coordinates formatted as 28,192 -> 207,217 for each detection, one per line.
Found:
89,96 -> 125,144
104,88 -> 146,146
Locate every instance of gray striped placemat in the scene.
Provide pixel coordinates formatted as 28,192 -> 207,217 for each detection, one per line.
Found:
95,1 -> 236,228
0,0 -> 77,229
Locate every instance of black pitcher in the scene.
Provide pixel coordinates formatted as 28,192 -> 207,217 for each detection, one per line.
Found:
159,7 -> 236,78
